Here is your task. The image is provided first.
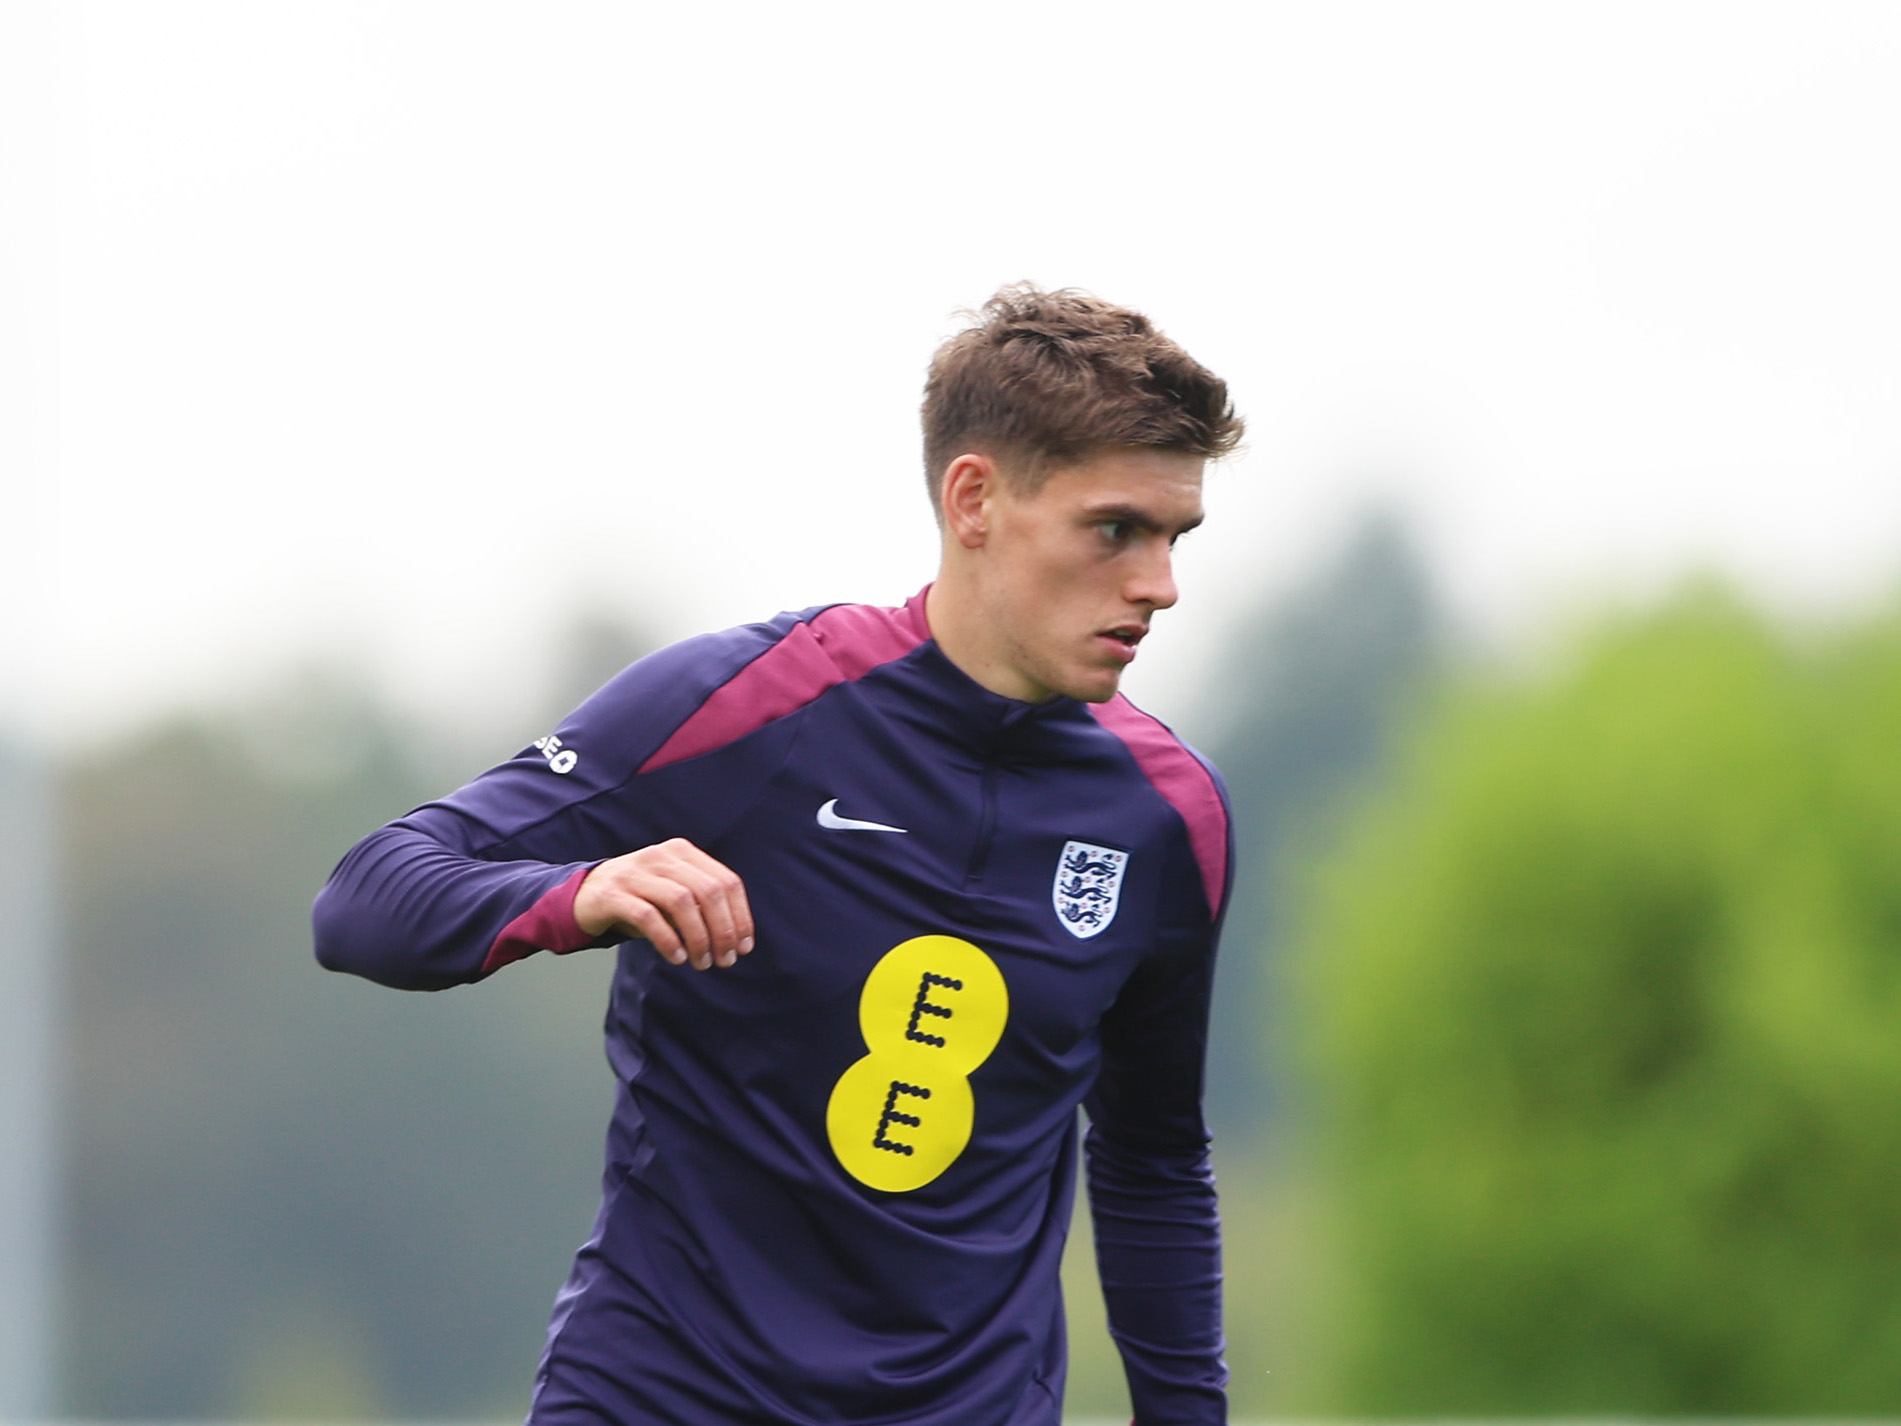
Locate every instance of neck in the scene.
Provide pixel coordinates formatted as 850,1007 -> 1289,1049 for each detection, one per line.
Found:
923,563 -> 1049,704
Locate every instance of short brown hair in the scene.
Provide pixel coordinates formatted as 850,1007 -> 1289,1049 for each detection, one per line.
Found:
921,283 -> 1243,507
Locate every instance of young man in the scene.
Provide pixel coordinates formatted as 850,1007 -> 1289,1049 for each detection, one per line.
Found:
313,285 -> 1244,1425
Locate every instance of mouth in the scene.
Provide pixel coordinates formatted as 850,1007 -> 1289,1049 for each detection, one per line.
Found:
1096,624 -> 1147,663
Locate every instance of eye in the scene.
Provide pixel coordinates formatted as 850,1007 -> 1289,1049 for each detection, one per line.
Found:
1098,519 -> 1130,545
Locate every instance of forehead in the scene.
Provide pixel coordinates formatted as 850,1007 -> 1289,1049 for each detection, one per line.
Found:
1030,448 -> 1206,522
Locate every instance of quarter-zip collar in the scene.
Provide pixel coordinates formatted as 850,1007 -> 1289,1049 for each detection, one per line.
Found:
886,586 -> 1094,759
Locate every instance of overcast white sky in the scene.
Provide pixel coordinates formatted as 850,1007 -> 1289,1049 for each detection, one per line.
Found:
5,2 -> 1900,751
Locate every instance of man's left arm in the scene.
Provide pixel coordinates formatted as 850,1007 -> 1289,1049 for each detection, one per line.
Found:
1085,832 -> 1229,1424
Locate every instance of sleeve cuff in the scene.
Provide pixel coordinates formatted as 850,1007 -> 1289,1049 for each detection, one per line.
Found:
479,865 -> 597,974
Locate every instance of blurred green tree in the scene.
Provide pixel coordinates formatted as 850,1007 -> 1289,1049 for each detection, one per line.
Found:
1296,584 -> 1901,1412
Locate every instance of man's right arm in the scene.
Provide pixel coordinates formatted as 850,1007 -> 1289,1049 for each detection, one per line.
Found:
312,808 -> 602,991
312,620 -> 795,992
313,810 -> 755,991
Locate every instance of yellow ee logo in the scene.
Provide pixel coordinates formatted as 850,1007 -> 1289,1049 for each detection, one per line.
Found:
825,935 -> 1009,1192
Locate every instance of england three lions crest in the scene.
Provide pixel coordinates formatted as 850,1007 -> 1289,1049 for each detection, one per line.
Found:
1053,841 -> 1129,939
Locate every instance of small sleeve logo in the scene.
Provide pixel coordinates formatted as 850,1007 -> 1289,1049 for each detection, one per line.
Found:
531,734 -> 579,775
1052,841 -> 1128,939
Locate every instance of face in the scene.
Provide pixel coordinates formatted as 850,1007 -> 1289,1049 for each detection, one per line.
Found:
971,448 -> 1205,704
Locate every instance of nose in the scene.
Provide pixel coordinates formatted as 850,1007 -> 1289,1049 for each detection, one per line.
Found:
1125,541 -> 1179,611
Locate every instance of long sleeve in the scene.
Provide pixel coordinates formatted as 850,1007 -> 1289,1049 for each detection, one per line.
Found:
311,617 -> 803,992
312,812 -> 596,990
1084,825 -> 1230,1423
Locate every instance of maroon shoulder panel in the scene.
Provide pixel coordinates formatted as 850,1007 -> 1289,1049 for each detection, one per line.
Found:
639,591 -> 931,773
1086,695 -> 1228,920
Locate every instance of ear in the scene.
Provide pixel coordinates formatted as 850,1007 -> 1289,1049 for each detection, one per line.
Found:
939,453 -> 998,550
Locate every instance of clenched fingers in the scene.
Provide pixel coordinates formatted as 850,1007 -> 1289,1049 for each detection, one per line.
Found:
573,838 -> 755,970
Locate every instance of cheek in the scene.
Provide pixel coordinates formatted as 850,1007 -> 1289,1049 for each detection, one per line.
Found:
993,530 -> 1100,633
1002,576 -> 1071,656
1028,560 -> 1092,617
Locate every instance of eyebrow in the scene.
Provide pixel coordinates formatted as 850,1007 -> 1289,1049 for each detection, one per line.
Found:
1085,502 -> 1205,537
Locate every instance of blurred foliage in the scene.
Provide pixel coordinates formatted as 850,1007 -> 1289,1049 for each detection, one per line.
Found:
1202,510 -> 1442,1141
56,623 -> 652,1419
1295,583 -> 1901,1413
49,547 -> 1901,1418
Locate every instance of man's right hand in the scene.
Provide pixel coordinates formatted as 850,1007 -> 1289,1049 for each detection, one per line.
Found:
572,838 -> 755,971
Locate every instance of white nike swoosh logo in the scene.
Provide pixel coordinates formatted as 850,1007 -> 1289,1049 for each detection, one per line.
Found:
817,798 -> 908,834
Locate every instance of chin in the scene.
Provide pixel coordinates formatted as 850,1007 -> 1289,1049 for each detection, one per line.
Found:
1061,669 -> 1125,704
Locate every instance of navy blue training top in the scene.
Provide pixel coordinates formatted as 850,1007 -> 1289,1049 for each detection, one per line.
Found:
313,590 -> 1232,1426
